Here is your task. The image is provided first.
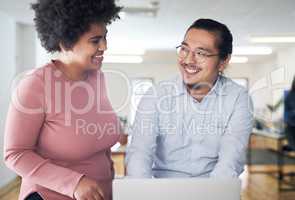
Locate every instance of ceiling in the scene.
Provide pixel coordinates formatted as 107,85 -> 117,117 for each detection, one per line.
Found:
0,0 -> 295,57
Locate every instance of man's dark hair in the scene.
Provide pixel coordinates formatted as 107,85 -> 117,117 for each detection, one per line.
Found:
187,18 -> 233,60
31,0 -> 122,52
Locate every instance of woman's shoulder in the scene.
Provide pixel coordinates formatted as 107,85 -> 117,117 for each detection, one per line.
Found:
13,63 -> 56,97
10,64 -> 53,111
20,62 -> 55,82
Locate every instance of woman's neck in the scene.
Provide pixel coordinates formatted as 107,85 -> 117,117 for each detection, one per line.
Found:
54,58 -> 87,81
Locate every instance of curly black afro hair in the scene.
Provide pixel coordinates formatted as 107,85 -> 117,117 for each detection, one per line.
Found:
31,0 -> 122,52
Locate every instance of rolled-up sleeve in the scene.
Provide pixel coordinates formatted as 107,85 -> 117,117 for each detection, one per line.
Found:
210,89 -> 254,178
125,88 -> 159,178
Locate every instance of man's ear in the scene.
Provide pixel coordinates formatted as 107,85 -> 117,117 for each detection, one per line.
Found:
218,55 -> 231,73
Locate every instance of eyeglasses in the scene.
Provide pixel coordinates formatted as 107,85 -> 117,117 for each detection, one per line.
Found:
176,44 -> 219,63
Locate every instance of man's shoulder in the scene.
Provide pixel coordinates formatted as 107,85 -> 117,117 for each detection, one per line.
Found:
219,76 -> 248,96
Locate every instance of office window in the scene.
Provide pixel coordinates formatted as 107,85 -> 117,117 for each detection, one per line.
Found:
129,78 -> 154,125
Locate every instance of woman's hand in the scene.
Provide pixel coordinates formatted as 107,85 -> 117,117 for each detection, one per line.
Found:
74,177 -> 104,200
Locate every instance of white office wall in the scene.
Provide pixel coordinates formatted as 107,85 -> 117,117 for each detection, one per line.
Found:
277,47 -> 295,85
249,57 -> 278,120
36,36 -> 52,67
249,57 -> 278,108
22,24 -> 36,71
15,23 -> 23,74
16,23 -> 36,73
243,47 -> 295,121
225,63 -> 254,86
0,11 -> 18,188
35,30 -> 59,68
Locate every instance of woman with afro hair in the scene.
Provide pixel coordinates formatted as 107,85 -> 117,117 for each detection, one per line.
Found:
4,0 -> 126,200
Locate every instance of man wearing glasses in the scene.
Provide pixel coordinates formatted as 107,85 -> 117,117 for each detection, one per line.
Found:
126,19 -> 254,178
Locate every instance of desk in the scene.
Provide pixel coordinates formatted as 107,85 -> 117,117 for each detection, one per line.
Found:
111,145 -> 126,177
248,129 -> 288,190
248,129 -> 286,169
249,129 -> 285,150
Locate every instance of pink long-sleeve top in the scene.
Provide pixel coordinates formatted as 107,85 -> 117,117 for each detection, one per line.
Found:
4,62 -> 122,200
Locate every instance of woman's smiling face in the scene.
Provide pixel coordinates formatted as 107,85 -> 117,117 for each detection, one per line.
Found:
63,23 -> 108,71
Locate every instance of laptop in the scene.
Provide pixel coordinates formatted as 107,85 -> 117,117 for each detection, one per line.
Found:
113,178 -> 241,200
